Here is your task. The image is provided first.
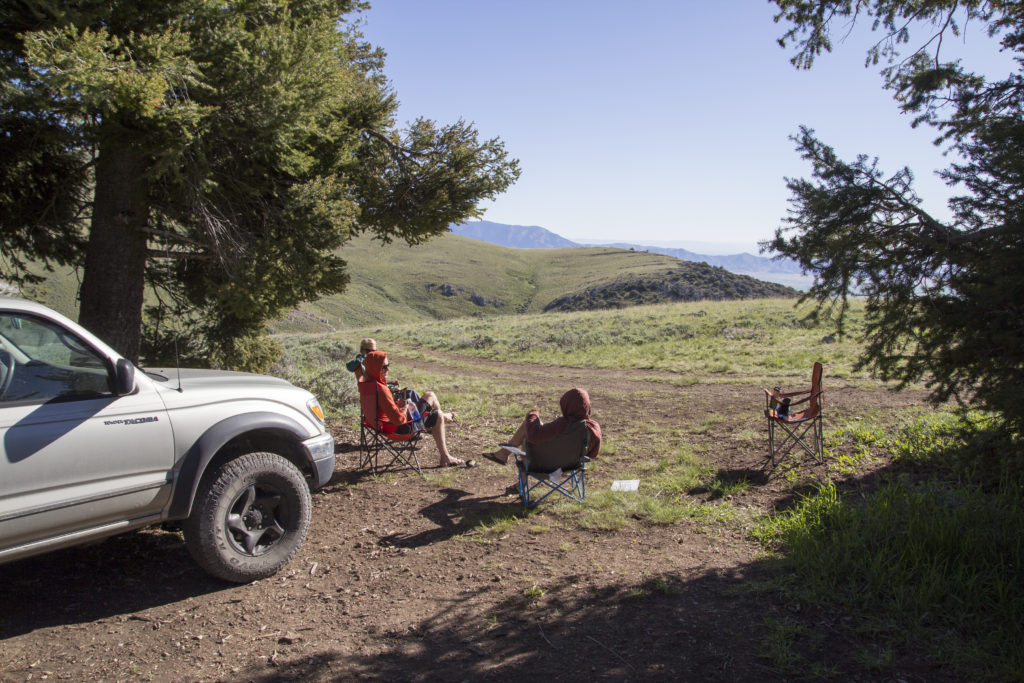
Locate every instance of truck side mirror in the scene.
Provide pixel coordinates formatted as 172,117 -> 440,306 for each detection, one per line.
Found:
114,358 -> 136,395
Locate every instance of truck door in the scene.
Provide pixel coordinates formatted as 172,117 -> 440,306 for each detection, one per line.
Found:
0,311 -> 174,558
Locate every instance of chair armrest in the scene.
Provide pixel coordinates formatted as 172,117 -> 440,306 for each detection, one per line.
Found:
788,389 -> 824,406
779,389 -> 812,399
765,387 -> 812,400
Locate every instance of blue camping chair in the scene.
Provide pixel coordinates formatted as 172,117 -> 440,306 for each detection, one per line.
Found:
502,419 -> 590,508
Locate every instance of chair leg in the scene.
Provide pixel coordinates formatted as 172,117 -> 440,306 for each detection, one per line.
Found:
518,470 -> 586,509
359,422 -> 376,474
813,416 -> 824,463
378,440 -> 424,477
770,419 -> 822,463
396,442 -> 423,476
517,469 -> 531,508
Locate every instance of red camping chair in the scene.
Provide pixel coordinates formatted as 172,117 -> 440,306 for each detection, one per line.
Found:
764,362 -> 825,467
357,379 -> 424,476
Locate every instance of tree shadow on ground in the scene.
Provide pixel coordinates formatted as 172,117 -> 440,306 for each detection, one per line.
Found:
688,468 -> 770,501
233,552 -> 950,683
236,564 -> 773,682
379,488 -> 526,549
242,458 -> 963,682
0,529 -> 230,638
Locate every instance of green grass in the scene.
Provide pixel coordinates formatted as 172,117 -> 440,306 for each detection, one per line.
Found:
336,297 -> 875,383
271,298 -> 885,429
752,412 -> 1024,678
888,410 -> 1024,486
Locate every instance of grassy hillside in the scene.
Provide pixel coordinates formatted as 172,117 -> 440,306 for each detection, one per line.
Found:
10,266 -> 82,320
6,233 -> 797,332
274,234 -> 797,333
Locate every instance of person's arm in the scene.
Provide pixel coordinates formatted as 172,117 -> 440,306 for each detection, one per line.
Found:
376,383 -> 407,425
525,411 -> 568,443
585,420 -> 602,459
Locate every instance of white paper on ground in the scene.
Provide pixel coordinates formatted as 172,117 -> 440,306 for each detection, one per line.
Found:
610,479 -> 640,492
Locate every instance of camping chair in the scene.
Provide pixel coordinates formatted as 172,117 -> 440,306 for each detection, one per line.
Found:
764,361 -> 825,467
357,379 -> 424,476
502,419 -> 590,509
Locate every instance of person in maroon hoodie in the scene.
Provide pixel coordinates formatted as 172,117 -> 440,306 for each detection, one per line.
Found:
362,350 -> 472,468
481,388 -> 602,465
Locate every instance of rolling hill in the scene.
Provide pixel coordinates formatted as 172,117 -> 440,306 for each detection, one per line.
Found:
273,233 -> 797,333
6,233 -> 798,334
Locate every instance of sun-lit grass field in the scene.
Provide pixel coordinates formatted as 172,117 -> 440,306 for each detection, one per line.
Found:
279,297 -> 874,397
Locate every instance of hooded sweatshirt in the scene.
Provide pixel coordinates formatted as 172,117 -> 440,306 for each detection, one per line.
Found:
363,350 -> 409,432
525,387 -> 602,459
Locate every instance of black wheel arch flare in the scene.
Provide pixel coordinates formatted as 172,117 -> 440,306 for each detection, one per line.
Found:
168,412 -> 312,520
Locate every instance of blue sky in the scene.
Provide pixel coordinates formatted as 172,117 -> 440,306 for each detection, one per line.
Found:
359,1 -> 1013,253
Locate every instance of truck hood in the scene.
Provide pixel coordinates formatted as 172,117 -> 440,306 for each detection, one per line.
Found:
142,368 -> 294,393
142,367 -> 322,435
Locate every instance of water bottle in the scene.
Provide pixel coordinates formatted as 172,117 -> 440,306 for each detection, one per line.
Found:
777,397 -> 791,419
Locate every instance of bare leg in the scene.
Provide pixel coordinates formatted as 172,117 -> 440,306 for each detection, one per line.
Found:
421,391 -> 461,466
430,418 -> 458,465
504,417 -> 528,449
484,416 -> 529,464
421,391 -> 456,422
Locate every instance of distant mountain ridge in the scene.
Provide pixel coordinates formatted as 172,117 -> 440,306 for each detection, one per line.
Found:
451,221 -> 578,248
596,243 -> 801,276
450,220 -> 808,287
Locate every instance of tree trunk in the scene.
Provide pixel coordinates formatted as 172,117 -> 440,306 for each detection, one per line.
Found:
78,134 -> 150,362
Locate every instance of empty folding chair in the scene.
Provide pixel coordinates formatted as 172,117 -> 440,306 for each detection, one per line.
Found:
357,379 -> 423,476
764,361 -> 825,467
502,419 -> 590,508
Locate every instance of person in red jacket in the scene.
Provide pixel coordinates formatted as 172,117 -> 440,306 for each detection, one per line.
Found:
481,388 -> 602,465
362,350 -> 472,468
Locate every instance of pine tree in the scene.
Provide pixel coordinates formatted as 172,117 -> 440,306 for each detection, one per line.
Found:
769,1 -> 1024,427
1,1 -> 519,363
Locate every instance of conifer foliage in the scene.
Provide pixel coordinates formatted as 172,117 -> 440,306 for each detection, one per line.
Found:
0,1 -> 519,364
769,1 -> 1024,427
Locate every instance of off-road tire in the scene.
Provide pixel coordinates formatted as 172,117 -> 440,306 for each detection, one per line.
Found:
184,451 -> 311,583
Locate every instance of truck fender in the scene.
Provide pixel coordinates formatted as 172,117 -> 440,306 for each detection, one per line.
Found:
168,412 -> 310,520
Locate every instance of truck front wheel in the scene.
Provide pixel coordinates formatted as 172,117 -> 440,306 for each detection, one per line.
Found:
184,451 -> 312,583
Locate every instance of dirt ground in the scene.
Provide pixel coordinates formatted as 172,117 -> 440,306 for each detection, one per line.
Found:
0,353 -> 945,682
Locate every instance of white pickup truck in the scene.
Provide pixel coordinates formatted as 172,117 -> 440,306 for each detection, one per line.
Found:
0,298 -> 335,582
